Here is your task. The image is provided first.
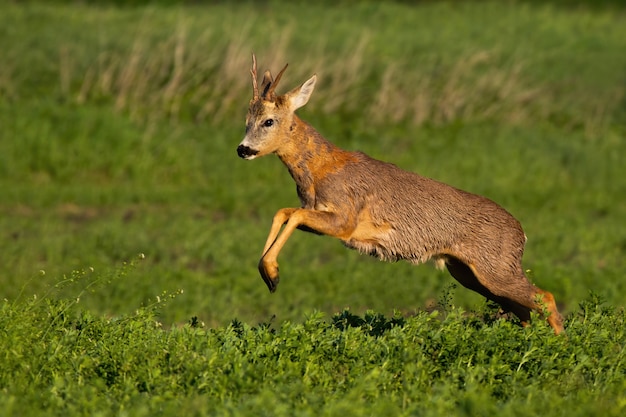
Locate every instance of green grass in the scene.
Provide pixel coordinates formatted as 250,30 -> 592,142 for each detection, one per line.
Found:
1,1 -> 625,415
1,281 -> 625,416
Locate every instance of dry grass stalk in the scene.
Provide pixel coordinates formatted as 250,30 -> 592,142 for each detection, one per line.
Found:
369,50 -> 546,126
63,27 -> 619,137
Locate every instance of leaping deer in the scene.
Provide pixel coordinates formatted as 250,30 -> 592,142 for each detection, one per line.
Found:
237,55 -> 564,334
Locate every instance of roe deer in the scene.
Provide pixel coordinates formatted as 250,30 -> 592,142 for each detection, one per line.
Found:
237,55 -> 564,334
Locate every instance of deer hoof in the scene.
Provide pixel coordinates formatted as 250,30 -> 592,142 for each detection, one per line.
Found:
258,259 -> 280,293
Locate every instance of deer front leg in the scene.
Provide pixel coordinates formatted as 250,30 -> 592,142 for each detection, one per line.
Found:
262,208 -> 298,256
258,208 -> 298,292
259,208 -> 354,292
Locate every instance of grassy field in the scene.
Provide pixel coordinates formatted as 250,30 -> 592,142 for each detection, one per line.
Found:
1,292 -> 625,416
1,0 -> 625,415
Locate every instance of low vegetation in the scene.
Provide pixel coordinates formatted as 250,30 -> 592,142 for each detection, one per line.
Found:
1,268 -> 624,416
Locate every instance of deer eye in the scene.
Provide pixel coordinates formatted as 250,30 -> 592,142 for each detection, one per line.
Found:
263,119 -> 274,127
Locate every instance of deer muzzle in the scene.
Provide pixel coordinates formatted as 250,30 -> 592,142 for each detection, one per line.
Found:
237,144 -> 259,160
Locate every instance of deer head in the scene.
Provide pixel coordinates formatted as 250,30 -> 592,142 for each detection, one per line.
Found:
237,54 -> 317,160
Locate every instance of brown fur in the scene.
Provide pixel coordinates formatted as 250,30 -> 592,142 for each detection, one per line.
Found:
237,55 -> 564,334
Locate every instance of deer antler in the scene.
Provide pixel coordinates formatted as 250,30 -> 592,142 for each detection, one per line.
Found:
250,53 -> 259,101
266,63 -> 288,98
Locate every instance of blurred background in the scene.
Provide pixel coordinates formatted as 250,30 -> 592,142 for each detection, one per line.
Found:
1,0 -> 624,326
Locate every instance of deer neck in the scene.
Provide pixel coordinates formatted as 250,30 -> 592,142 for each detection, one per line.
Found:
276,116 -> 346,208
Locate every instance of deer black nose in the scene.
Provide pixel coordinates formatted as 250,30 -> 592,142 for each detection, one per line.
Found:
237,144 -> 259,159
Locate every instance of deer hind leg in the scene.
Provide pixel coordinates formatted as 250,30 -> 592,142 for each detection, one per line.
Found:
445,257 -> 530,321
532,288 -> 565,335
477,267 -> 564,335
259,208 -> 353,293
445,257 -> 564,334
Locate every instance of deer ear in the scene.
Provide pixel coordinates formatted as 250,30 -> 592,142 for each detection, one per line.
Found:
288,75 -> 317,110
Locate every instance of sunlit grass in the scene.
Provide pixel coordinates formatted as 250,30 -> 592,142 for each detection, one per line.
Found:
1,275 -> 624,416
